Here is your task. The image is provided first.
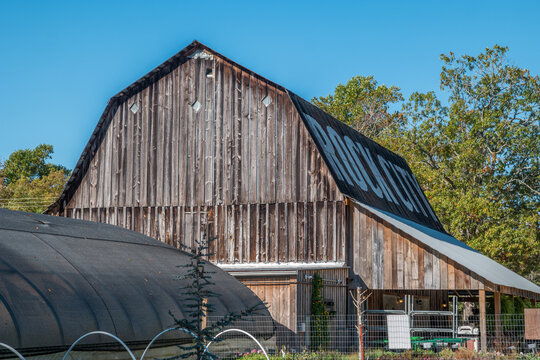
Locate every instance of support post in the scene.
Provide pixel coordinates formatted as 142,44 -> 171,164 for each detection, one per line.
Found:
305,315 -> 311,349
479,290 -> 487,352
404,294 -> 409,314
494,292 -> 501,347
452,296 -> 458,338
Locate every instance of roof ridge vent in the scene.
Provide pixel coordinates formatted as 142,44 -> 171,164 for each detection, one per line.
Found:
188,49 -> 214,60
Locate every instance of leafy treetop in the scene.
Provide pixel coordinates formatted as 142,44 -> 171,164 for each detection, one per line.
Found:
312,75 -> 404,139
0,144 -> 70,213
312,45 -> 539,281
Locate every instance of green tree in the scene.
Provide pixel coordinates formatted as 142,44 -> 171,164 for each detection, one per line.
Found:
170,234 -> 266,359
0,144 -> 70,213
312,75 -> 404,140
313,46 -> 539,280
398,45 -> 539,278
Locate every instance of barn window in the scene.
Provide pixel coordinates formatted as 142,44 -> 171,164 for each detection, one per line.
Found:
191,100 -> 202,112
129,103 -> 139,114
383,294 -> 405,311
262,95 -> 272,107
414,296 -> 430,310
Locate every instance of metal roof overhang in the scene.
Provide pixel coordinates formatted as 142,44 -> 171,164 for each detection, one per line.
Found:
219,262 -> 348,278
352,200 -> 540,300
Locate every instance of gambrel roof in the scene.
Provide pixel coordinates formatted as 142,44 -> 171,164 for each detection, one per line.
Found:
46,41 -> 539,298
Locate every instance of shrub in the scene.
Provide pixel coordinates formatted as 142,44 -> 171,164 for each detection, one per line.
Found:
310,273 -> 330,350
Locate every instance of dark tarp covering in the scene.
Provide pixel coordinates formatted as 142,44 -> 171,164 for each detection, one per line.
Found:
0,209 -> 272,353
289,93 -> 445,232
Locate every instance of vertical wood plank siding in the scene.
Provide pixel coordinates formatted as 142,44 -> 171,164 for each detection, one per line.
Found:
349,203 -> 485,290
238,276 -> 297,331
61,56 -> 345,264
240,269 -> 348,332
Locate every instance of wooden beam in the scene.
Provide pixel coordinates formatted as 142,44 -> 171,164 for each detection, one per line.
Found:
479,289 -> 487,352
456,297 -> 479,303
494,291 -> 501,342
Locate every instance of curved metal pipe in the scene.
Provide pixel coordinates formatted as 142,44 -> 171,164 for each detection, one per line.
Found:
0,342 -> 26,360
206,329 -> 269,360
139,327 -> 209,360
1,328 -> 268,360
62,331 -> 136,360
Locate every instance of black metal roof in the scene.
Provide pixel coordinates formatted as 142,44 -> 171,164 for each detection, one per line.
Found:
0,209 -> 272,354
289,93 -> 445,232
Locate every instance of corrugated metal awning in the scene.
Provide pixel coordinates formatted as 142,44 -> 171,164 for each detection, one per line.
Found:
353,200 -> 540,298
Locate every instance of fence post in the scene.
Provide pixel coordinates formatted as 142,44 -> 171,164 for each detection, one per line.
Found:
452,296 -> 458,338
305,315 -> 311,349
479,290 -> 487,352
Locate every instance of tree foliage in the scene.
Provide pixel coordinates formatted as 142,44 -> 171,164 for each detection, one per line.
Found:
312,75 -> 404,139
400,45 -> 539,278
0,144 -> 70,213
313,46 -> 539,280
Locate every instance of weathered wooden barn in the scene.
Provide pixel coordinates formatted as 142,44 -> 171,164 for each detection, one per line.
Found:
46,41 -> 540,339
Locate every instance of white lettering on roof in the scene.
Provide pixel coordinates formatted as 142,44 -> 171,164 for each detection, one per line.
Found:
378,155 -> 414,211
303,111 -> 439,223
326,126 -> 368,190
304,114 -> 351,185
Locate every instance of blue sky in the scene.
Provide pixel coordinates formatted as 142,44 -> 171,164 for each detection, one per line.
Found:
1,0 -> 539,169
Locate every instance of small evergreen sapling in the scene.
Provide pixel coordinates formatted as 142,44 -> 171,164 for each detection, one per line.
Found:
168,235 -> 266,360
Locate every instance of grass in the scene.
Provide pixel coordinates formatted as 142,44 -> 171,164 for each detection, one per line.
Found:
232,348 -> 540,360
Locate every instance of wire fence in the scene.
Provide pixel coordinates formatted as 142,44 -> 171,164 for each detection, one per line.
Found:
205,314 -> 539,359
0,315 -> 537,359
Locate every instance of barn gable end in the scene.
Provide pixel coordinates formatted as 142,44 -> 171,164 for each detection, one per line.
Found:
48,42 -> 347,266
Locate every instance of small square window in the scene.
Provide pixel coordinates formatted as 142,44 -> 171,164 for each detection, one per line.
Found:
129,103 -> 139,114
191,100 -> 202,112
262,95 -> 272,107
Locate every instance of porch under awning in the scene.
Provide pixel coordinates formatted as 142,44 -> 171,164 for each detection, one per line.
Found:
352,200 -> 540,301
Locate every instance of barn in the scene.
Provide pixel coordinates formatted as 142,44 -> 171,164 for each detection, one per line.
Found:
0,209 -> 273,358
45,41 -> 540,349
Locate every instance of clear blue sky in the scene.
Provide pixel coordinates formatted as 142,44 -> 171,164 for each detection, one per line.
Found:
1,0 -> 539,169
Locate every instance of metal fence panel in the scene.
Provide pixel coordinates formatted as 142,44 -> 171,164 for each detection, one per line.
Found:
205,314 -> 539,358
